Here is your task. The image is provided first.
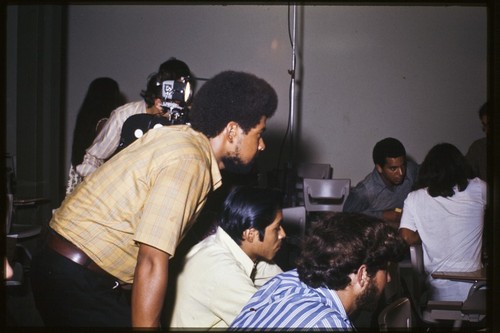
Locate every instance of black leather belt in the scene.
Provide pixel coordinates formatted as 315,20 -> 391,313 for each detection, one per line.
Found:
47,229 -> 115,279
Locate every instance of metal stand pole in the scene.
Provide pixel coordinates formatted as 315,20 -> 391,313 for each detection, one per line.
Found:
285,3 -> 298,206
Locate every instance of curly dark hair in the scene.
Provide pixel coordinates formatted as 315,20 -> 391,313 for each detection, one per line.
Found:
414,143 -> 473,197
189,71 -> 278,138
218,186 -> 283,245
140,57 -> 191,107
296,212 -> 407,291
372,137 -> 406,166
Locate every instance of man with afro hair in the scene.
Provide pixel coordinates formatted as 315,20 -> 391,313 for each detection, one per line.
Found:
31,70 -> 278,328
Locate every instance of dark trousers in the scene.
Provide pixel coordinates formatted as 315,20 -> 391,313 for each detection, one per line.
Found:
31,246 -> 132,327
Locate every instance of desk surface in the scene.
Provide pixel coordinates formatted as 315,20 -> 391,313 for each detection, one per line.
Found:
431,267 -> 486,282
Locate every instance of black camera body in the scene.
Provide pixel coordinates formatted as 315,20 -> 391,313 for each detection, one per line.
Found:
159,77 -> 192,125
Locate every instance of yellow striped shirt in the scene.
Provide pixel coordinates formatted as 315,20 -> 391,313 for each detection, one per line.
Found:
51,125 -> 222,283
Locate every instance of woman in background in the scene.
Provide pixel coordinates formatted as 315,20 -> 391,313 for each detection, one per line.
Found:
66,77 -> 124,195
399,143 -> 486,302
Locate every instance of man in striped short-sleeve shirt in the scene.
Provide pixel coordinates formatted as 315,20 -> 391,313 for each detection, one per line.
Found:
230,213 -> 408,330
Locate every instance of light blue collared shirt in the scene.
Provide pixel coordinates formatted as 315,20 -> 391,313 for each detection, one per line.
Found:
230,269 -> 353,330
343,160 -> 419,218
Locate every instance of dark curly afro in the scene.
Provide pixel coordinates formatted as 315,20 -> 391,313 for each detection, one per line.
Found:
190,71 -> 278,138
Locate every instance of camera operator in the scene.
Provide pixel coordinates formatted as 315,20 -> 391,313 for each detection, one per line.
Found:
111,69 -> 193,156
71,57 -> 192,192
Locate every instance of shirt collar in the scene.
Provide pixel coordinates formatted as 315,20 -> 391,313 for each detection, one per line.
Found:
196,130 -> 222,191
319,286 -> 351,325
215,227 -> 255,277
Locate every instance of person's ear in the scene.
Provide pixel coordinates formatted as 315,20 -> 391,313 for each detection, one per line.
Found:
225,121 -> 239,144
154,98 -> 163,111
242,229 -> 255,243
356,264 -> 369,289
375,164 -> 383,174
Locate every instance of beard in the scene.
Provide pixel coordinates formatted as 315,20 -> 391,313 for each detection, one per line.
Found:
222,137 -> 260,174
355,278 -> 382,312
221,154 -> 256,174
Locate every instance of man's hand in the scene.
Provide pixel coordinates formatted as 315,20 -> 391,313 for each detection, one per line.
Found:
131,242 -> 170,328
382,208 -> 402,229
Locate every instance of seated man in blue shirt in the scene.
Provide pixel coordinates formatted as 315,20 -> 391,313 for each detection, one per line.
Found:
343,137 -> 419,229
230,212 -> 407,330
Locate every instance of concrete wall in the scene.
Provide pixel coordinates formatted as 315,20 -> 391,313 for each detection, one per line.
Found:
65,4 -> 487,184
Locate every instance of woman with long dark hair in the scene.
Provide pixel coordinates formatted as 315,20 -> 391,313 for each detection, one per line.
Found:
66,77 -> 124,194
399,143 -> 486,302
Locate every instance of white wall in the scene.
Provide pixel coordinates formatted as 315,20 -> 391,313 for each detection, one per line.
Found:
66,4 -> 487,185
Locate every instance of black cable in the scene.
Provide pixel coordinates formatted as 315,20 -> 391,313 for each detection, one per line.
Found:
276,2 -> 296,173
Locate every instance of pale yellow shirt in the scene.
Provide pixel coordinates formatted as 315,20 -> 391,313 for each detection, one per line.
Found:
169,227 -> 283,328
76,100 -> 146,178
51,125 -> 221,283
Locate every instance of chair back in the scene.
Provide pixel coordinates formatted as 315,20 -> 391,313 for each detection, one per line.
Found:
406,244 -> 486,327
409,244 -> 424,275
295,163 -> 333,206
409,244 -> 426,301
303,178 -> 350,212
461,280 -> 487,319
296,162 -> 333,179
281,206 -> 306,246
378,297 -> 412,331
6,193 -> 42,239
